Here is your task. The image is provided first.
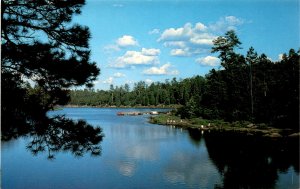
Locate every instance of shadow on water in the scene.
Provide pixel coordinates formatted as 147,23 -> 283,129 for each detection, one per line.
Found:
187,129 -> 299,189
2,115 -> 104,160
187,128 -> 203,147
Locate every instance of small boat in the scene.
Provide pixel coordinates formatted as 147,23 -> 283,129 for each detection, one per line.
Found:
150,111 -> 159,115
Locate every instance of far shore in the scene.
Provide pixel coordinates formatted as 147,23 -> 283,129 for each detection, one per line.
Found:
59,104 -> 179,109
148,114 -> 300,139
56,105 -> 299,139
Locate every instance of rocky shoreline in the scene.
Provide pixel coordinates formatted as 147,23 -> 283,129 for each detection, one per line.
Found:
149,114 -> 300,139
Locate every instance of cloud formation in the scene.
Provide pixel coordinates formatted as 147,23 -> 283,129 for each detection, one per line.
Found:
278,53 -> 283,61
113,72 -> 126,78
145,79 -> 153,84
110,48 -> 160,68
143,63 -> 179,75
103,77 -> 114,84
209,16 -> 244,32
149,28 -> 160,35
158,16 -> 244,57
125,80 -> 134,84
104,35 -> 139,51
117,35 -> 139,47
196,56 -> 220,67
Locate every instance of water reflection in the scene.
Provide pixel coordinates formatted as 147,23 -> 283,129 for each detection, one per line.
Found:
2,108 -> 299,189
164,151 -> 222,188
126,144 -> 158,161
2,115 -> 104,159
117,160 -> 137,177
187,129 -> 299,189
187,128 -> 203,147
109,124 -> 162,177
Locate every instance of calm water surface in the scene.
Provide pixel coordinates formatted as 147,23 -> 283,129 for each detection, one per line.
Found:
2,108 -> 299,189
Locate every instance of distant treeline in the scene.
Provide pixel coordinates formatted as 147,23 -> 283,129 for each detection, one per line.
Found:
70,76 -> 205,107
69,31 -> 299,129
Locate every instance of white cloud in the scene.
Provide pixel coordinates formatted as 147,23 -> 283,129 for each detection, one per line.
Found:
116,35 -> 139,47
196,56 -> 220,67
158,23 -> 193,42
209,16 -> 244,32
158,16 -> 244,57
278,53 -> 284,61
113,72 -> 126,78
141,48 -> 161,56
93,80 -> 101,85
163,41 -> 186,48
119,50 -> 157,64
104,35 -> 138,52
125,80 -> 134,85
149,28 -> 160,35
159,27 -> 184,41
170,48 -> 191,56
195,22 -> 207,31
143,63 -> 179,75
158,22 -> 216,56
145,79 -> 153,84
109,48 -> 160,68
190,33 -> 215,45
225,16 -> 244,25
103,77 -> 114,84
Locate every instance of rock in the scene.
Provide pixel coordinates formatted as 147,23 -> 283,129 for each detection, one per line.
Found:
288,132 -> 300,137
264,133 -> 282,138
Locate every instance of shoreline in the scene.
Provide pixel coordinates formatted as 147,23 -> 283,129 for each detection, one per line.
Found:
149,114 -> 300,139
57,105 -> 299,139
60,104 -> 179,109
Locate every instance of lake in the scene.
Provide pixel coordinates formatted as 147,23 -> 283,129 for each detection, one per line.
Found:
2,108 -> 299,189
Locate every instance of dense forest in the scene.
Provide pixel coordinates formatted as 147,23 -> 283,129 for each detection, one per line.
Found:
69,31 -> 299,129
70,76 -> 204,107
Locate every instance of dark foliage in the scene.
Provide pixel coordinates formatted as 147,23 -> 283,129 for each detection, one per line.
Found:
1,0 -> 103,157
25,116 -> 103,159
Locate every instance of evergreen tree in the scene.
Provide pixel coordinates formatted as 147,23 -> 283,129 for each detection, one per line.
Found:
2,0 -> 103,151
246,47 -> 258,120
212,30 -> 242,70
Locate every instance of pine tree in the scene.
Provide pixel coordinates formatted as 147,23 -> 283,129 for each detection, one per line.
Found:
2,0 -> 103,153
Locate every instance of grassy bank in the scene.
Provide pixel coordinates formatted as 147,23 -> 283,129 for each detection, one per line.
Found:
149,114 -> 300,138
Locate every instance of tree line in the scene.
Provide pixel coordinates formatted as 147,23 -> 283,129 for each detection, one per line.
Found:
69,76 -> 205,107
69,31 -> 299,129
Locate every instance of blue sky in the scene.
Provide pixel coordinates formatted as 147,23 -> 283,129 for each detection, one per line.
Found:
73,0 -> 299,90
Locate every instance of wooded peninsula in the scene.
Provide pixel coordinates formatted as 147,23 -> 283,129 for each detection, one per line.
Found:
68,31 -> 299,132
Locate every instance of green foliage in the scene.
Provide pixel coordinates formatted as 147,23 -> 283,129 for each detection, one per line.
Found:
212,30 -> 242,69
190,118 -> 211,126
69,76 -> 207,108
208,31 -> 299,129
